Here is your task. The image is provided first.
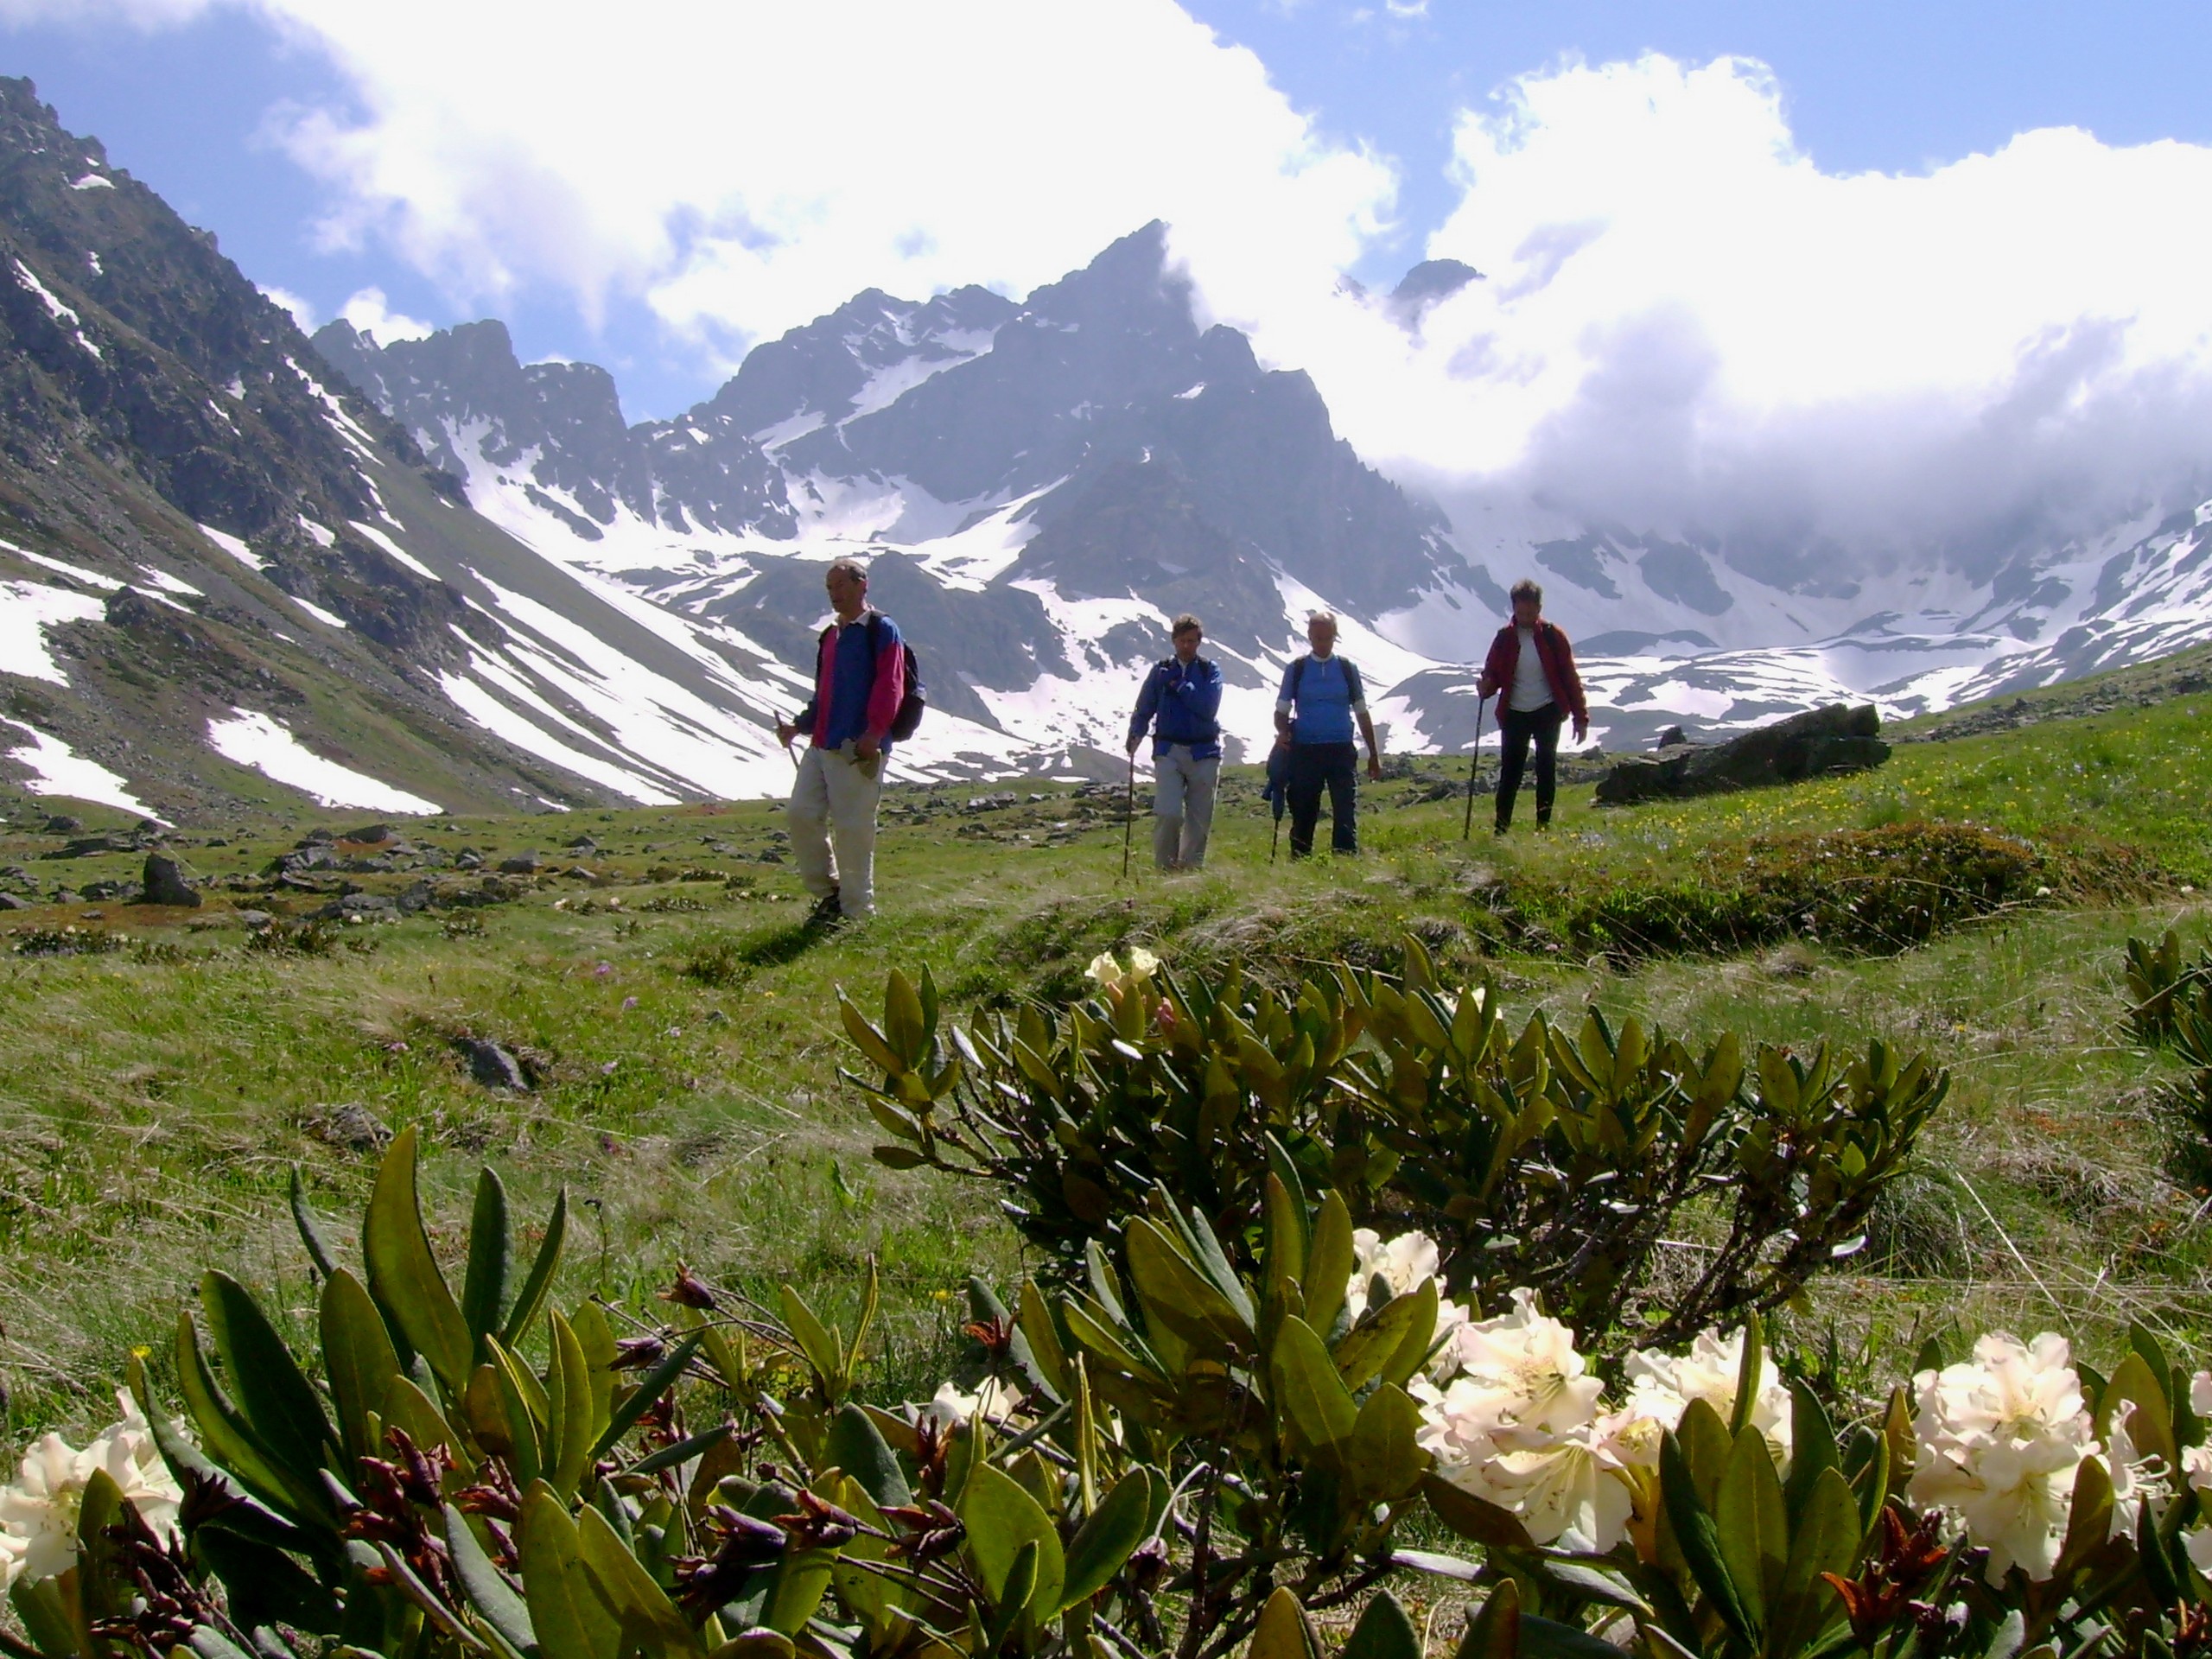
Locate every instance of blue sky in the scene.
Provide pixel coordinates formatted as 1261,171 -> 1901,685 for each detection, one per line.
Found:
10,0 -> 2210,424
9,0 -> 2212,563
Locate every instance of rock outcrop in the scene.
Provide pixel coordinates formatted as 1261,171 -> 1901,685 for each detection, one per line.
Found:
1593,704 -> 1889,804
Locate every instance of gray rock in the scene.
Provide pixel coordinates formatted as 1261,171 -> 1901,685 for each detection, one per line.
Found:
51,836 -> 122,858
455,849 -> 485,870
1653,725 -> 1690,750
237,910 -> 273,928
397,880 -> 435,913
498,852 -> 540,874
565,835 -> 600,855
41,814 -> 83,834
340,823 -> 391,843
1595,704 -> 1889,806
462,1039 -> 531,1091
140,854 -> 201,907
0,892 -> 31,910
303,1101 -> 393,1153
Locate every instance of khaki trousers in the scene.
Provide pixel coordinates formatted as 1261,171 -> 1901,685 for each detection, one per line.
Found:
1152,744 -> 1219,870
789,743 -> 882,916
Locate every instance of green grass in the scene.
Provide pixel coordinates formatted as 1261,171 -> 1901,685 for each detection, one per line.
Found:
3,668 -> 2211,1441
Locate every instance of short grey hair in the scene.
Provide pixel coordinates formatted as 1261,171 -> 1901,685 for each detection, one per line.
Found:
825,556 -> 869,585
1306,608 -> 1338,628
1510,578 -> 1542,606
1171,613 -> 1203,636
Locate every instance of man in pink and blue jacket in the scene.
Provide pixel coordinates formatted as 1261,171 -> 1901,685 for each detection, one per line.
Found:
775,556 -> 906,922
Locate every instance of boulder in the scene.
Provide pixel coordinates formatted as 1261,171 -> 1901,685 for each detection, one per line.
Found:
139,854 -> 201,907
498,852 -> 540,874
461,1039 -> 531,1091
1594,704 -> 1889,806
0,892 -> 30,910
340,823 -> 391,844
41,814 -> 82,834
302,1101 -> 392,1153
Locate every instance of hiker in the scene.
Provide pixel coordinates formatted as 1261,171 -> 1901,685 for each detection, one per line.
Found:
775,556 -> 906,922
1126,613 -> 1224,871
1475,577 -> 1589,834
1274,609 -> 1382,857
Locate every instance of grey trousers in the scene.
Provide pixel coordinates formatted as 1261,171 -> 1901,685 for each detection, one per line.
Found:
1152,744 -> 1220,870
789,742 -> 883,916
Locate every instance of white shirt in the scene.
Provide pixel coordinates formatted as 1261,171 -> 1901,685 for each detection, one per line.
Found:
1510,626 -> 1552,712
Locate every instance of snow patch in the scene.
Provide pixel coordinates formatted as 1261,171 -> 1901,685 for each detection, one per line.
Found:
3,719 -> 161,820
5,546 -> 120,590
0,579 -> 105,683
68,174 -> 112,191
298,516 -> 337,548
136,565 -> 202,598
289,595 -> 348,629
12,258 -> 100,359
347,518 -> 439,580
206,709 -> 442,812
197,524 -> 263,570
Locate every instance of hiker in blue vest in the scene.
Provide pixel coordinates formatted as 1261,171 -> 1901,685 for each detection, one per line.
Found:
775,556 -> 906,924
1126,613 -> 1224,871
1274,609 -> 1382,858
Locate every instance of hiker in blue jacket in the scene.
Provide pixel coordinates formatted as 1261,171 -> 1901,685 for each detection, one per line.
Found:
1126,613 -> 1224,871
1274,609 -> 1382,858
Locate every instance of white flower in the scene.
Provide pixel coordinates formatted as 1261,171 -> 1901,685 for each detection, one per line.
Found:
2103,1402 -> 2172,1541
1623,1326 -> 1795,1472
1416,1382 -> 1652,1552
1344,1228 -> 1471,1379
2192,1370 -> 2212,1420
1084,948 -> 1160,994
0,1391 -> 183,1589
1434,1288 -> 1604,1439
1908,1333 -> 2095,1583
916,1376 -> 1023,1433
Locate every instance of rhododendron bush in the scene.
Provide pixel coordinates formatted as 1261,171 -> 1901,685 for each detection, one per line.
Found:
7,954 -> 2211,1659
843,942 -> 1946,1346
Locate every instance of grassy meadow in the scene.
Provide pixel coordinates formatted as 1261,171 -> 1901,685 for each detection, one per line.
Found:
3,660 -> 2212,1443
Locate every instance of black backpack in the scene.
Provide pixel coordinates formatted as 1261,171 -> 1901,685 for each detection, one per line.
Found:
866,613 -> 926,741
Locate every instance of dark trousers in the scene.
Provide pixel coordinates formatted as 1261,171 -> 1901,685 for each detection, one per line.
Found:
1497,702 -> 1565,830
1287,741 -> 1358,856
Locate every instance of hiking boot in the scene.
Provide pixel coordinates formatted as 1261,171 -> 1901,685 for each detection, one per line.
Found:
806,888 -> 842,925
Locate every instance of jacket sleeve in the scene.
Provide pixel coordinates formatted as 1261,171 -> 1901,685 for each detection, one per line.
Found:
1343,659 -> 1368,711
1177,658 -> 1224,724
861,614 -> 906,741
1476,628 -> 1511,698
1128,663 -> 1165,742
796,627 -> 830,741
1548,626 -> 1589,723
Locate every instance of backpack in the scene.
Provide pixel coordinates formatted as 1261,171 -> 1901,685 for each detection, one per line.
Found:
867,613 -> 926,741
1283,653 -> 1363,733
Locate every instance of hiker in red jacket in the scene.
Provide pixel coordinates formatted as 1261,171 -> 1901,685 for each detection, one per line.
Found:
1476,579 -> 1590,834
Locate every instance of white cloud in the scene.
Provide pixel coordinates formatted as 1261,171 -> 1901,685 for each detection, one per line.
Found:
1249,54 -> 2212,570
257,282 -> 315,330
337,284 -> 431,342
220,0 -> 1394,374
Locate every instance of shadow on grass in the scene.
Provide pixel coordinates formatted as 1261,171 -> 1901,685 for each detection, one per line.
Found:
684,918 -> 829,985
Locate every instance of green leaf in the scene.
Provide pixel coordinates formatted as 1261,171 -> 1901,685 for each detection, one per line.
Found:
838,991 -> 905,1076
547,1311 -> 600,1501
883,969 -> 926,1070
1342,1590 -> 1421,1659
1659,1429 -> 1755,1650
173,1310 -> 325,1527
364,1124 -> 474,1397
184,1630 -> 257,1659
200,1269 -> 339,1483
1303,1192 -> 1355,1337
779,1284 -> 845,1392
1781,1379 -> 1840,1518
1015,1279 -> 1071,1399
461,1166 -> 512,1356
10,1577 -> 79,1659
1349,1382 -> 1432,1501
594,1332 -> 703,1459
321,1267 -> 401,1465
1247,1586 -> 1320,1659
828,1404 -> 912,1510
1127,1217 -> 1252,1355
1059,1467 -> 1153,1611
984,1541 -> 1041,1654
501,1187 -> 569,1347
1422,1471 -> 1535,1549
577,1503 -> 702,1656
2103,1352 -> 2179,1474
957,1464 -> 1066,1623
289,1166 -> 340,1280
1768,1465 -> 1858,1659
1675,1397 -> 1733,1508
518,1481 -> 620,1659
1730,1316 -> 1765,1438
1271,1315 -> 1358,1453
1521,1615 -> 1634,1659
75,1465 -> 129,1643
1454,1580 -> 1518,1659
1715,1425 -> 1785,1633
446,1502 -> 537,1656
1332,1281 -> 1437,1394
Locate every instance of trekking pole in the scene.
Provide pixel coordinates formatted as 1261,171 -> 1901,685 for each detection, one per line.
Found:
1269,814 -> 1281,864
1121,750 -> 1135,880
1461,694 -> 1486,840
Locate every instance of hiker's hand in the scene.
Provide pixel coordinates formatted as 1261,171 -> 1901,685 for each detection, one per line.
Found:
1367,756 -> 1383,782
1573,716 -> 1589,745
855,734 -> 880,762
1125,734 -> 1141,755
775,719 -> 797,747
